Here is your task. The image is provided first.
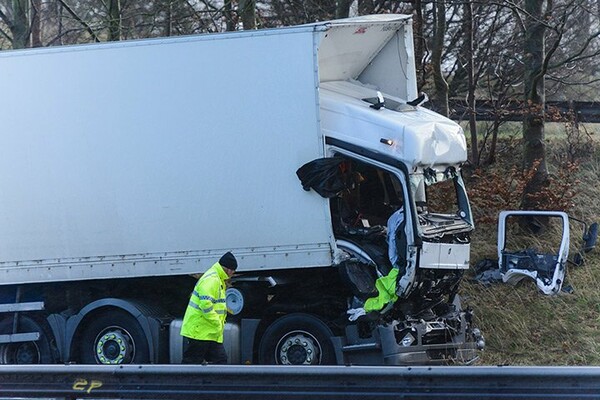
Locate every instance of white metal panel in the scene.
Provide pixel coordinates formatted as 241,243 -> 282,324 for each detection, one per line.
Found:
358,21 -> 418,100
0,28 -> 334,282
317,15 -> 411,84
419,242 -> 470,270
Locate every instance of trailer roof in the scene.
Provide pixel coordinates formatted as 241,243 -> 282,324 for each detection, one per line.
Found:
0,14 -> 411,58
313,14 -> 412,26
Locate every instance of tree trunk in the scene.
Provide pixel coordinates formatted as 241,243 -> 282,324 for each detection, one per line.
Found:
11,0 -> 29,49
164,0 -> 172,37
487,118 -> 500,165
107,0 -> 121,41
238,0 -> 255,30
223,0 -> 236,31
464,0 -> 478,166
336,0 -> 353,19
521,0 -> 549,210
358,0 -> 374,15
412,0 -> 425,89
56,0 -> 63,45
30,0 -> 41,47
431,0 -> 449,117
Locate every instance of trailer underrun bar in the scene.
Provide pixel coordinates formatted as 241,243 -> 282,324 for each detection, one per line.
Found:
0,365 -> 598,399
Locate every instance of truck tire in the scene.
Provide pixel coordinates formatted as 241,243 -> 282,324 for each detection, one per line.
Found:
78,310 -> 150,364
258,313 -> 336,365
0,315 -> 56,364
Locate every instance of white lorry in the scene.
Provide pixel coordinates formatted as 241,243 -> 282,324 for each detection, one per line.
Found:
0,14 -> 482,366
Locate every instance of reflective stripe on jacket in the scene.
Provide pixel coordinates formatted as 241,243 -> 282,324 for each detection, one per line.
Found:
180,262 -> 228,343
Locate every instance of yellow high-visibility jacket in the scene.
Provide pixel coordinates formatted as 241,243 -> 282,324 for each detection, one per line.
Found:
180,262 -> 228,343
364,267 -> 399,313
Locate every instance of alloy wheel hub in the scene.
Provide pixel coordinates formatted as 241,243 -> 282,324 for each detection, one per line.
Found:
278,332 -> 320,365
95,329 -> 133,364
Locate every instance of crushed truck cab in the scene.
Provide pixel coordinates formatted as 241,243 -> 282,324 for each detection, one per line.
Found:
296,75 -> 480,365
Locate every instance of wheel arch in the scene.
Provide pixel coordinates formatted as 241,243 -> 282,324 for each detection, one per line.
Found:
65,298 -> 164,363
0,313 -> 58,364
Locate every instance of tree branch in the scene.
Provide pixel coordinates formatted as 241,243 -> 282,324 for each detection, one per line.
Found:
0,6 -> 11,27
487,0 -> 556,31
546,75 -> 600,86
538,19 -> 565,80
549,30 -> 600,69
57,0 -> 100,42
0,25 -> 11,41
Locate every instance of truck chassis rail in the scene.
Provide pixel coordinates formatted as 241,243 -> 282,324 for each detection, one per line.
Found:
0,364 -> 599,399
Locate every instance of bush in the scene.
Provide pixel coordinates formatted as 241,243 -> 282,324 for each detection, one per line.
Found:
467,159 -> 580,225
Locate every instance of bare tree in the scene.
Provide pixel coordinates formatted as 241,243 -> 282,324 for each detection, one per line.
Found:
506,0 -> 599,208
30,0 -> 42,46
107,0 -> 121,40
336,0 -> 353,18
411,0 -> 426,89
0,0 -> 30,48
239,0 -> 256,29
520,0 -> 550,209
441,0 -> 599,172
462,0 -> 478,165
431,0 -> 449,116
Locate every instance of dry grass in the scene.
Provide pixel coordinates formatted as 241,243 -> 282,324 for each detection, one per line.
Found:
460,126 -> 600,366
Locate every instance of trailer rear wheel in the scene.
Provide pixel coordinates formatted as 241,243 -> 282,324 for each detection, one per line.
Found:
258,313 -> 336,365
79,310 -> 150,364
0,316 -> 55,364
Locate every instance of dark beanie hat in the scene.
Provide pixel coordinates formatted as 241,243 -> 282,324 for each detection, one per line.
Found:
219,252 -> 238,271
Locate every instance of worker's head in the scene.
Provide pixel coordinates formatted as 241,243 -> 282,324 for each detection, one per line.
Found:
219,252 -> 238,278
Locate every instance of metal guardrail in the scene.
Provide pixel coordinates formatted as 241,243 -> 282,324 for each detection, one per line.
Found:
0,364 -> 599,399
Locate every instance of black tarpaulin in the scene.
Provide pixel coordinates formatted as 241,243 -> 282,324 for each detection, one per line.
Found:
296,157 -> 347,198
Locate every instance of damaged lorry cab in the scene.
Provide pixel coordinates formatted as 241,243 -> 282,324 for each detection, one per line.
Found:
0,14 -> 482,366
296,83 -> 480,364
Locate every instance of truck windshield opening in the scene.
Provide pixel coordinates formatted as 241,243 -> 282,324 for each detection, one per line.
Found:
410,170 -> 474,240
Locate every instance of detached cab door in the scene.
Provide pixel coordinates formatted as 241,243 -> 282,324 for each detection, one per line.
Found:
498,211 -> 570,295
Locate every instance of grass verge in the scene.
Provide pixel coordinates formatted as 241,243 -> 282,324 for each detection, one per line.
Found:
460,126 -> 600,365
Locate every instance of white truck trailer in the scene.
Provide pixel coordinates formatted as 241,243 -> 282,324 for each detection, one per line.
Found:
0,14 -> 483,366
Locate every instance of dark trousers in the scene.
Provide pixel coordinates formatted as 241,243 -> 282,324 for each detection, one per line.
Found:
182,339 -> 228,364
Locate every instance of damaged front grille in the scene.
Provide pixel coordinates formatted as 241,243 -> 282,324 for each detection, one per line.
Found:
394,318 -> 461,347
422,323 -> 455,345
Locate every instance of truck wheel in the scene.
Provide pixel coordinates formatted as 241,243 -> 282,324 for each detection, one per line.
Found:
258,313 -> 336,365
0,316 -> 56,364
79,310 -> 150,364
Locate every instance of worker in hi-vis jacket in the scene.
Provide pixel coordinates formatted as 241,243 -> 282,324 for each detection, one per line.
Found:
180,252 -> 237,364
